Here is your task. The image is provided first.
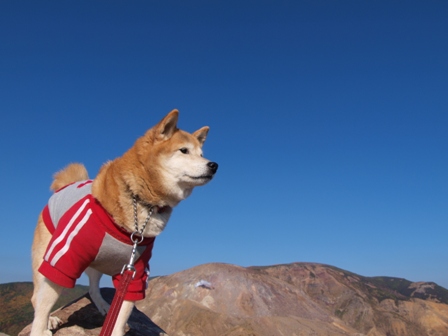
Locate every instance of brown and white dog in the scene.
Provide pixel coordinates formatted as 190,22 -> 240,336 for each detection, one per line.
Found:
30,110 -> 218,336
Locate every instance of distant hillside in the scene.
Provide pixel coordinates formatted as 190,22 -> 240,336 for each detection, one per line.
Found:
0,282 -> 88,336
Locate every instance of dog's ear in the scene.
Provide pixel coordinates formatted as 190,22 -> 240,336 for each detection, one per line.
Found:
156,109 -> 179,141
193,126 -> 209,147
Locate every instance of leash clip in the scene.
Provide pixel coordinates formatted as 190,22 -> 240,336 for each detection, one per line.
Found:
121,232 -> 143,279
121,197 -> 154,279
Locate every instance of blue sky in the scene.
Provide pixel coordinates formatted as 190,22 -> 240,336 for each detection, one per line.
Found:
1,1 -> 447,289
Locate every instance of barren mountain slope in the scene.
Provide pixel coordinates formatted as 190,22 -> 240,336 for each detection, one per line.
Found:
137,262 -> 448,336
252,263 -> 448,336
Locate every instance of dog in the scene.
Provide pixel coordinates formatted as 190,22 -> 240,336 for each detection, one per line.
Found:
30,110 -> 218,336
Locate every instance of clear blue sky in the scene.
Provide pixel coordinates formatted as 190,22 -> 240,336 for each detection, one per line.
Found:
1,1 -> 447,289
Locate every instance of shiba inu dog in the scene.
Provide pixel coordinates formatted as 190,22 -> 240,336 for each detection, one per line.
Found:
30,110 -> 218,336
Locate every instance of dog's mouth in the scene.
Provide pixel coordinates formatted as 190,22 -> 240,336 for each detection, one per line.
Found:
157,205 -> 172,214
187,175 -> 213,181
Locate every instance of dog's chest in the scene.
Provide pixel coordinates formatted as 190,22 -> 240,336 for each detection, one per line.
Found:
89,233 -> 147,276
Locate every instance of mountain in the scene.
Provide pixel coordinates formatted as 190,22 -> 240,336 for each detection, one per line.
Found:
0,282 -> 88,336
13,262 -> 448,335
137,262 -> 448,335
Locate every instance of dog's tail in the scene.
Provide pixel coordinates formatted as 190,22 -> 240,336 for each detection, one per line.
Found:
50,163 -> 89,192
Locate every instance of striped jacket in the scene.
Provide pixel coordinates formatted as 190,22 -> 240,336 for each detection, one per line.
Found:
39,180 -> 155,301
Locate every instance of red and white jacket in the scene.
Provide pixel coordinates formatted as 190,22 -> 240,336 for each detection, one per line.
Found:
39,180 -> 155,301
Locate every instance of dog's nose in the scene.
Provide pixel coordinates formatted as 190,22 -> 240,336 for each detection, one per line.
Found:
207,161 -> 218,174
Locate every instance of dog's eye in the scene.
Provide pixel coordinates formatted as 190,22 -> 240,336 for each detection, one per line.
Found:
179,148 -> 189,154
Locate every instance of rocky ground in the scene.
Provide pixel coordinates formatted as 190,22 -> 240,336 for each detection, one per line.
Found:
18,288 -> 166,336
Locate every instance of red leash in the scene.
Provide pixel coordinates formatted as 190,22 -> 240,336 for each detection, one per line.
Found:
99,232 -> 143,336
99,268 -> 135,336
99,198 -> 154,336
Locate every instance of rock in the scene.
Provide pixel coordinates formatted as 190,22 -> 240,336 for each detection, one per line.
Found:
18,288 -> 166,336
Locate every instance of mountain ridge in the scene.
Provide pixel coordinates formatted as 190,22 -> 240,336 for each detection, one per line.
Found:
250,262 -> 448,304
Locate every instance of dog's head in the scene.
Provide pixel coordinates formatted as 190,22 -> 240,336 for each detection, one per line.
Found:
124,110 -> 218,236
153,110 -> 218,194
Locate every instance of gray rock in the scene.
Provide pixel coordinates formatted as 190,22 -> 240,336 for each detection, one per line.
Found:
19,288 -> 166,336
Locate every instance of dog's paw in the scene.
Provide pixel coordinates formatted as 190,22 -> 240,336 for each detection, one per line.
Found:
89,288 -> 111,315
94,298 -> 110,316
48,316 -> 62,330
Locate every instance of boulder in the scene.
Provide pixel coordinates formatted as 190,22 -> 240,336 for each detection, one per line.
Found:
18,288 -> 166,336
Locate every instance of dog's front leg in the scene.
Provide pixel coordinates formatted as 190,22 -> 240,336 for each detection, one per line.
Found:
85,267 -> 110,315
111,300 -> 135,336
30,277 -> 63,336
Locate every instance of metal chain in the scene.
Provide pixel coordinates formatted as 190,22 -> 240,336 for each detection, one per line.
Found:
104,196 -> 155,336
131,195 -> 154,244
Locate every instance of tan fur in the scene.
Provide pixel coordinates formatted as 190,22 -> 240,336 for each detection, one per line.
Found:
91,110 -> 212,235
50,163 -> 89,191
30,110 -> 217,336
31,215 -> 51,307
